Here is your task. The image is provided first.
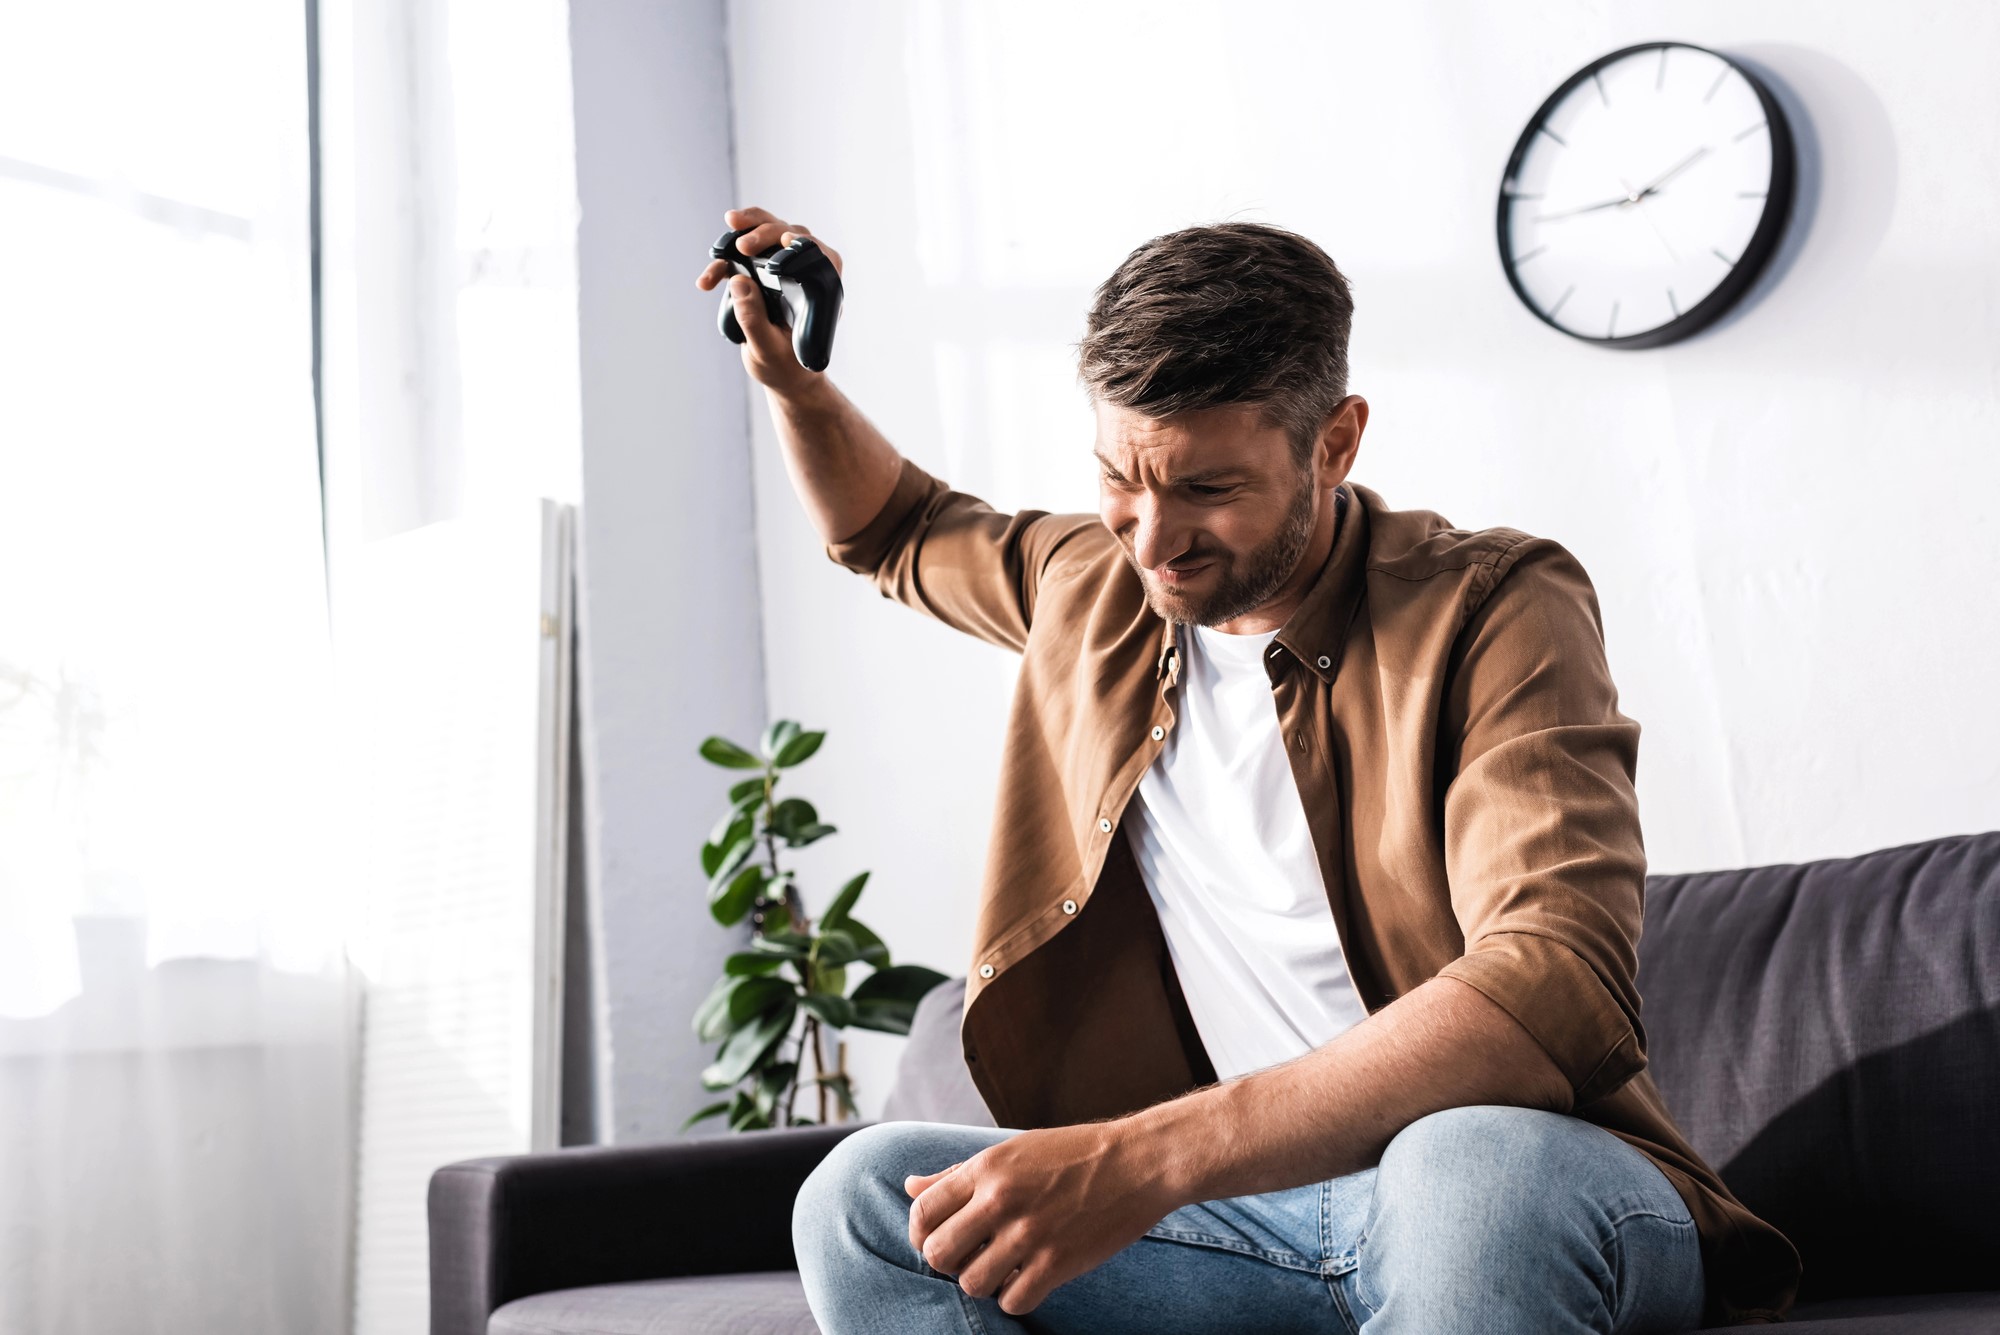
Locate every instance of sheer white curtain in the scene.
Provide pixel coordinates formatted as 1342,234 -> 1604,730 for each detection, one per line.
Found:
0,4 -> 354,1334
316,0 -> 585,1329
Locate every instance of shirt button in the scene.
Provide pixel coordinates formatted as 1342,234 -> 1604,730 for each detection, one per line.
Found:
1150,725 -> 1164,741
1098,817 -> 1113,833
1062,898 -> 1078,915
1317,655 -> 1331,669
978,963 -> 995,979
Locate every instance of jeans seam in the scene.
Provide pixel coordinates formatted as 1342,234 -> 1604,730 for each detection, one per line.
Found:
1599,1205 -> 1697,1331
953,1279 -> 993,1335
1144,1227 -> 1321,1272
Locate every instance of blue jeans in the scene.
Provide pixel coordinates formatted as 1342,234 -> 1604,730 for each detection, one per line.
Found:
793,1105 -> 1705,1334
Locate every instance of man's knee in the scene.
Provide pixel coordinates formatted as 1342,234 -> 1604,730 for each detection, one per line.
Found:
1361,1105 -> 1698,1327
1379,1103 -> 1582,1202
792,1122 -> 995,1271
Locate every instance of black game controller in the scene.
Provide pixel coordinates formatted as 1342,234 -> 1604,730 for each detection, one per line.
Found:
711,227 -> 844,372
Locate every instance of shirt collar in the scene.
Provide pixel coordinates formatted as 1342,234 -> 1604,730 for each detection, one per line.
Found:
1156,484 -> 1366,688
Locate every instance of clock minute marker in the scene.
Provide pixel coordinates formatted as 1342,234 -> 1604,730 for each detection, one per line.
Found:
1593,72 -> 1610,106
1702,68 -> 1730,103
1546,285 -> 1577,319
1536,124 -> 1568,148
1512,245 -> 1549,264
1667,289 -> 1680,317
1656,48 -> 1668,91
1712,247 -> 1738,267
1608,301 -> 1621,339
1734,120 -> 1768,142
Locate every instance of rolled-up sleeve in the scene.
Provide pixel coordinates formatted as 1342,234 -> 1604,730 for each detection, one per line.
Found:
1432,538 -> 1648,1110
825,456 -> 1104,654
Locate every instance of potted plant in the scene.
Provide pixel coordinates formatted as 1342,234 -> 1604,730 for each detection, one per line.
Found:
687,719 -> 946,1131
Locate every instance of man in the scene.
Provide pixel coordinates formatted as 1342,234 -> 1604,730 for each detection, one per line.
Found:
696,207 -> 1799,1333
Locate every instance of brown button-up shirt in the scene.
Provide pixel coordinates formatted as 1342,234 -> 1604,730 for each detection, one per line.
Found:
828,456 -> 1801,1325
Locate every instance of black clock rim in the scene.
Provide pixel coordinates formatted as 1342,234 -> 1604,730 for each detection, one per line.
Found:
1495,40 -> 1796,350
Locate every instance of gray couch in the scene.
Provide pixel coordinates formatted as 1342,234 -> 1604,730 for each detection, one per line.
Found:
431,832 -> 2000,1332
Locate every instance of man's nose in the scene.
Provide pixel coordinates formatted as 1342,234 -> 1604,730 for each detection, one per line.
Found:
1126,496 -> 1190,571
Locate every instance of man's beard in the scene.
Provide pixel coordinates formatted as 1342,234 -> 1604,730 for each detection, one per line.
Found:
1138,473 -> 1319,628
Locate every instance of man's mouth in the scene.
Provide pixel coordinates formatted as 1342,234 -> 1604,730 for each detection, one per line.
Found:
1157,561 -> 1212,589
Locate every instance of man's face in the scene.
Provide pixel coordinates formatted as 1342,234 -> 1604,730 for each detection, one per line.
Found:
1094,401 -> 1320,628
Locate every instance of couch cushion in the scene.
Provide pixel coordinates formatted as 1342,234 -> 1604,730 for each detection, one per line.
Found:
1739,1290 -> 2000,1332
489,1272 -> 816,1335
879,977 -> 993,1127
1637,832 -> 2000,1302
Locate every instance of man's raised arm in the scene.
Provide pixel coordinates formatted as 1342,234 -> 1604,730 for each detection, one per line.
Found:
698,206 -> 1101,653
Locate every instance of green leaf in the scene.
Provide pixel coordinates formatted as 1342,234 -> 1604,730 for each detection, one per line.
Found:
727,1088 -> 770,1132
846,964 -> 948,1036
681,1099 -> 731,1131
768,797 -> 818,840
708,805 -> 754,853
699,736 -> 764,770
760,719 -> 803,761
841,917 -> 891,967
784,821 -> 837,849
814,963 -> 847,997
725,975 -> 796,1029
820,872 -> 868,930
754,1059 -> 798,1119
812,928 -> 860,967
702,1000 -> 795,1089
848,998 -> 920,1035
728,775 -> 771,805
699,841 -> 725,878
815,1072 -> 857,1118
692,975 -> 740,1042
706,832 -> 757,897
751,930 -> 814,959
852,963 -> 948,1005
773,730 -> 825,768
800,992 -> 856,1029
710,861 -> 769,926
724,951 -> 785,976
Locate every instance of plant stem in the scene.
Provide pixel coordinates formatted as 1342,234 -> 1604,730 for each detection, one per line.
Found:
786,1014 -> 818,1126
812,1012 -> 828,1123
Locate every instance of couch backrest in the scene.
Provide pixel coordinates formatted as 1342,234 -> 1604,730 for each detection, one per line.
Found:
881,977 -> 991,1127
887,832 -> 2000,1302
1637,831 -> 2000,1301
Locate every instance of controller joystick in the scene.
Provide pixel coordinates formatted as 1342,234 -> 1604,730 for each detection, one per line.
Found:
711,227 -> 844,372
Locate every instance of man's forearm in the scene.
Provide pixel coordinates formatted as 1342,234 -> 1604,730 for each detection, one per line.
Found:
765,379 -> 906,546
1131,976 -> 1572,1206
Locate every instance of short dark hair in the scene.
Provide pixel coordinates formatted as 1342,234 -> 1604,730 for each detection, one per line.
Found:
1077,222 -> 1354,466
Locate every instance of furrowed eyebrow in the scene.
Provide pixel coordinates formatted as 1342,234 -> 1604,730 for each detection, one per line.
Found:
1093,452 -> 1241,487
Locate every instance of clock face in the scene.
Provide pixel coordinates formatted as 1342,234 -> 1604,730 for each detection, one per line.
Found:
1498,42 -> 1795,348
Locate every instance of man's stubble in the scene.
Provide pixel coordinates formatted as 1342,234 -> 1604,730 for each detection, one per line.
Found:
1137,469 -> 1320,628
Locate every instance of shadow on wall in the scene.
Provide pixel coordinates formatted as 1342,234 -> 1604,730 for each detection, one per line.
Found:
1718,1004 -> 2000,1305
1690,44 -> 1898,345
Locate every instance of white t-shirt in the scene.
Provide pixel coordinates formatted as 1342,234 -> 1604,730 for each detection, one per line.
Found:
1124,621 -> 1370,1081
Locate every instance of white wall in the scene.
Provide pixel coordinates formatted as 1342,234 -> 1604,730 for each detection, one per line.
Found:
570,0 -> 769,1141
725,1 -> 2000,1116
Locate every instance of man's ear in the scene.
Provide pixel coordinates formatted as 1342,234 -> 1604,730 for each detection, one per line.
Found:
1317,395 -> 1368,488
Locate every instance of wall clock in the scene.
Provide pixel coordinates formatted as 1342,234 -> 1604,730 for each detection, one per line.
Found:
1497,41 -> 1795,349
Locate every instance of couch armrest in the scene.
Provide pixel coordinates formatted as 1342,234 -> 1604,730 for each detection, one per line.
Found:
428,1123 -> 864,1335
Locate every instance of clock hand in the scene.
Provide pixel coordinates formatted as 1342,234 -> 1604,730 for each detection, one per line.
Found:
1533,194 -> 1637,222
1533,145 -> 1714,227
1634,146 -> 1712,199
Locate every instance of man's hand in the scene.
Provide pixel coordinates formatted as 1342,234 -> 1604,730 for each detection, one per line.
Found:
694,205 -> 844,401
903,1120 -> 1179,1317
